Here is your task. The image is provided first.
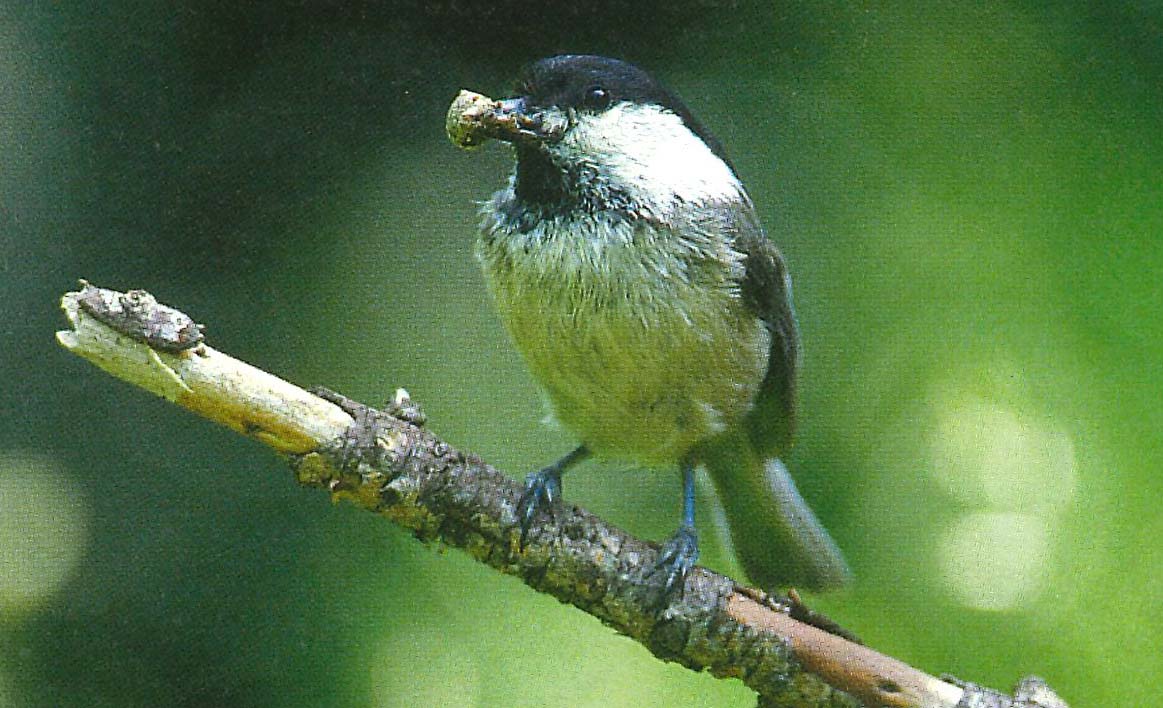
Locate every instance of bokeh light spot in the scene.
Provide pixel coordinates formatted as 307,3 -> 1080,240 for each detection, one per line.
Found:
0,452 -> 90,613
369,626 -> 481,707
928,389 -> 1076,610
930,395 -> 1077,512
939,511 -> 1049,611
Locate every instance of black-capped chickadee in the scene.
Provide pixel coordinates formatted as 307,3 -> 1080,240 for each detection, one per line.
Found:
457,55 -> 849,594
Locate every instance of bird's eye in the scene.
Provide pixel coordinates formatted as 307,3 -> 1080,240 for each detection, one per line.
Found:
583,85 -> 611,109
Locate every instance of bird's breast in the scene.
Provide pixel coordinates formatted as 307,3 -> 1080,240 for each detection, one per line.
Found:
478,208 -> 770,464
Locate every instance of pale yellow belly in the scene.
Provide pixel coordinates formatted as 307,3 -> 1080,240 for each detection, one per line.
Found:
495,280 -> 770,465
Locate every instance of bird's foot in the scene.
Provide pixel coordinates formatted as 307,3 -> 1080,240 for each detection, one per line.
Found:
517,466 -> 563,549
655,523 -> 699,598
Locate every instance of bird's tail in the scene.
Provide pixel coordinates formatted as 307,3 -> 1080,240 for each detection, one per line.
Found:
702,433 -> 849,592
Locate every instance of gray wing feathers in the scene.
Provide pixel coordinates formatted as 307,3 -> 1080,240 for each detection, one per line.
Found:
732,206 -> 800,456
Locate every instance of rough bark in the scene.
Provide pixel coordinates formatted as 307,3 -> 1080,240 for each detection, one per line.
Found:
56,283 -> 1069,708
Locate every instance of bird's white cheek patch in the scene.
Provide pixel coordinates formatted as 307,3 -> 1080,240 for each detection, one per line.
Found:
557,104 -> 743,214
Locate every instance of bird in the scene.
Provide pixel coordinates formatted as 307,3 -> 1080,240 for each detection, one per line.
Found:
464,54 -> 849,594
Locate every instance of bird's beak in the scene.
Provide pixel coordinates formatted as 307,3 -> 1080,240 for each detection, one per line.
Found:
447,91 -> 567,149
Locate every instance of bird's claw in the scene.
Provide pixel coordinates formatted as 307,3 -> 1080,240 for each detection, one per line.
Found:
517,467 -> 562,549
655,524 -> 699,598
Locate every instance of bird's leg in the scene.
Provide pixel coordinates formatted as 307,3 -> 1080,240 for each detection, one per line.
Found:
655,456 -> 699,597
517,445 -> 590,548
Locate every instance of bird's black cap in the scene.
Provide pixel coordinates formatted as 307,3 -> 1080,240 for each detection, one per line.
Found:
516,55 -> 732,169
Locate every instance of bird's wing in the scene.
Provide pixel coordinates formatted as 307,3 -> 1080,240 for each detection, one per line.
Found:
731,202 -> 800,456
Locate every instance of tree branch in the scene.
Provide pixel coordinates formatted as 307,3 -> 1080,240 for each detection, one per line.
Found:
55,283 -> 1069,708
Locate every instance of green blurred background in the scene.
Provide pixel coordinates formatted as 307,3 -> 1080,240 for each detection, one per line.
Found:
2,2 -> 1160,706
